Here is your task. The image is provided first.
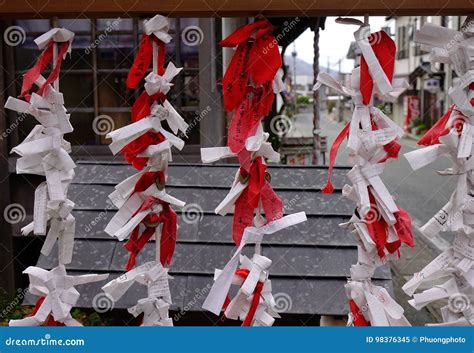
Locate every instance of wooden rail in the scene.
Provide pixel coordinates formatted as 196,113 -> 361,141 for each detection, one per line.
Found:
0,0 -> 471,18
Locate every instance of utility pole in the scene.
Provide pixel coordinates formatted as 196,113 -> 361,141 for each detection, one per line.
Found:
336,58 -> 344,122
291,43 -> 297,115
312,18 -> 321,165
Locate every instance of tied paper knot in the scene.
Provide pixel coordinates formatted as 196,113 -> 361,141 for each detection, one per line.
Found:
104,170 -> 184,241
9,266 -> 108,327
126,15 -> 171,89
201,124 -> 280,170
128,297 -> 173,326
202,212 -> 307,316
126,34 -> 164,89
403,233 -> 474,298
220,18 -> 281,112
144,62 -> 182,96
222,260 -> 277,327
215,157 -> 284,245
357,189 -> 414,260
11,125 -> 74,175
407,277 -> 470,311
402,234 -> 474,326
346,279 -> 410,326
143,14 -> 172,44
122,131 -> 167,171
118,96 -> 187,168
5,85 -> 72,134
124,196 -> 177,271
20,28 -> 74,100
102,261 -> 173,327
20,182 -> 76,265
238,254 -> 272,297
108,112 -> 184,162
120,45 -> 187,169
347,164 -> 398,222
41,208 -> 75,265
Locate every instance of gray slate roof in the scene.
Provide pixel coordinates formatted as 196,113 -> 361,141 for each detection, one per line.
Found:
25,161 -> 393,317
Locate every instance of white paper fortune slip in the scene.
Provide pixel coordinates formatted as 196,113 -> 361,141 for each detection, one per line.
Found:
4,27 -> 110,327
401,19 -> 474,326
99,14 -> 192,326
314,17 -> 413,326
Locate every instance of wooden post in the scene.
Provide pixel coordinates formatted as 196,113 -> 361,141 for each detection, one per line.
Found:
312,18 -> 321,165
0,20 -> 16,295
199,17 -> 224,147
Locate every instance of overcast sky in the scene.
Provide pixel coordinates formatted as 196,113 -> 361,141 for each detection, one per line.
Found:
293,16 -> 393,73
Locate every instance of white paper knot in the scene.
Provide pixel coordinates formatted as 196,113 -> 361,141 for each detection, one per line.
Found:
128,297 -> 173,326
35,28 -> 74,54
202,212 -> 306,315
144,15 -> 173,43
346,280 -> 410,326
102,261 -> 171,303
201,124 -> 280,164
9,265 -> 108,326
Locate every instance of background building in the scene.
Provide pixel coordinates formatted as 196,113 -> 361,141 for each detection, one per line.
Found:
390,16 -> 467,133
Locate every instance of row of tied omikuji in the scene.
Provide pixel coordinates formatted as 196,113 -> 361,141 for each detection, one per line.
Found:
4,15 -> 473,327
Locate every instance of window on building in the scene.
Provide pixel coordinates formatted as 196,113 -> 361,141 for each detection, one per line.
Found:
12,17 -> 201,147
396,25 -> 408,59
414,17 -> 422,56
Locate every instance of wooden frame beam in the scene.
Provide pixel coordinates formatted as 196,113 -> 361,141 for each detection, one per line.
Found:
0,0 -> 471,18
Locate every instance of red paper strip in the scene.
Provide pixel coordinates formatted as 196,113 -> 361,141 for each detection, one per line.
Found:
20,41 -> 70,100
232,158 -> 283,245
322,122 -> 350,194
359,31 -> 396,105
349,299 -> 370,326
417,105 -> 454,146
125,197 -> 177,269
